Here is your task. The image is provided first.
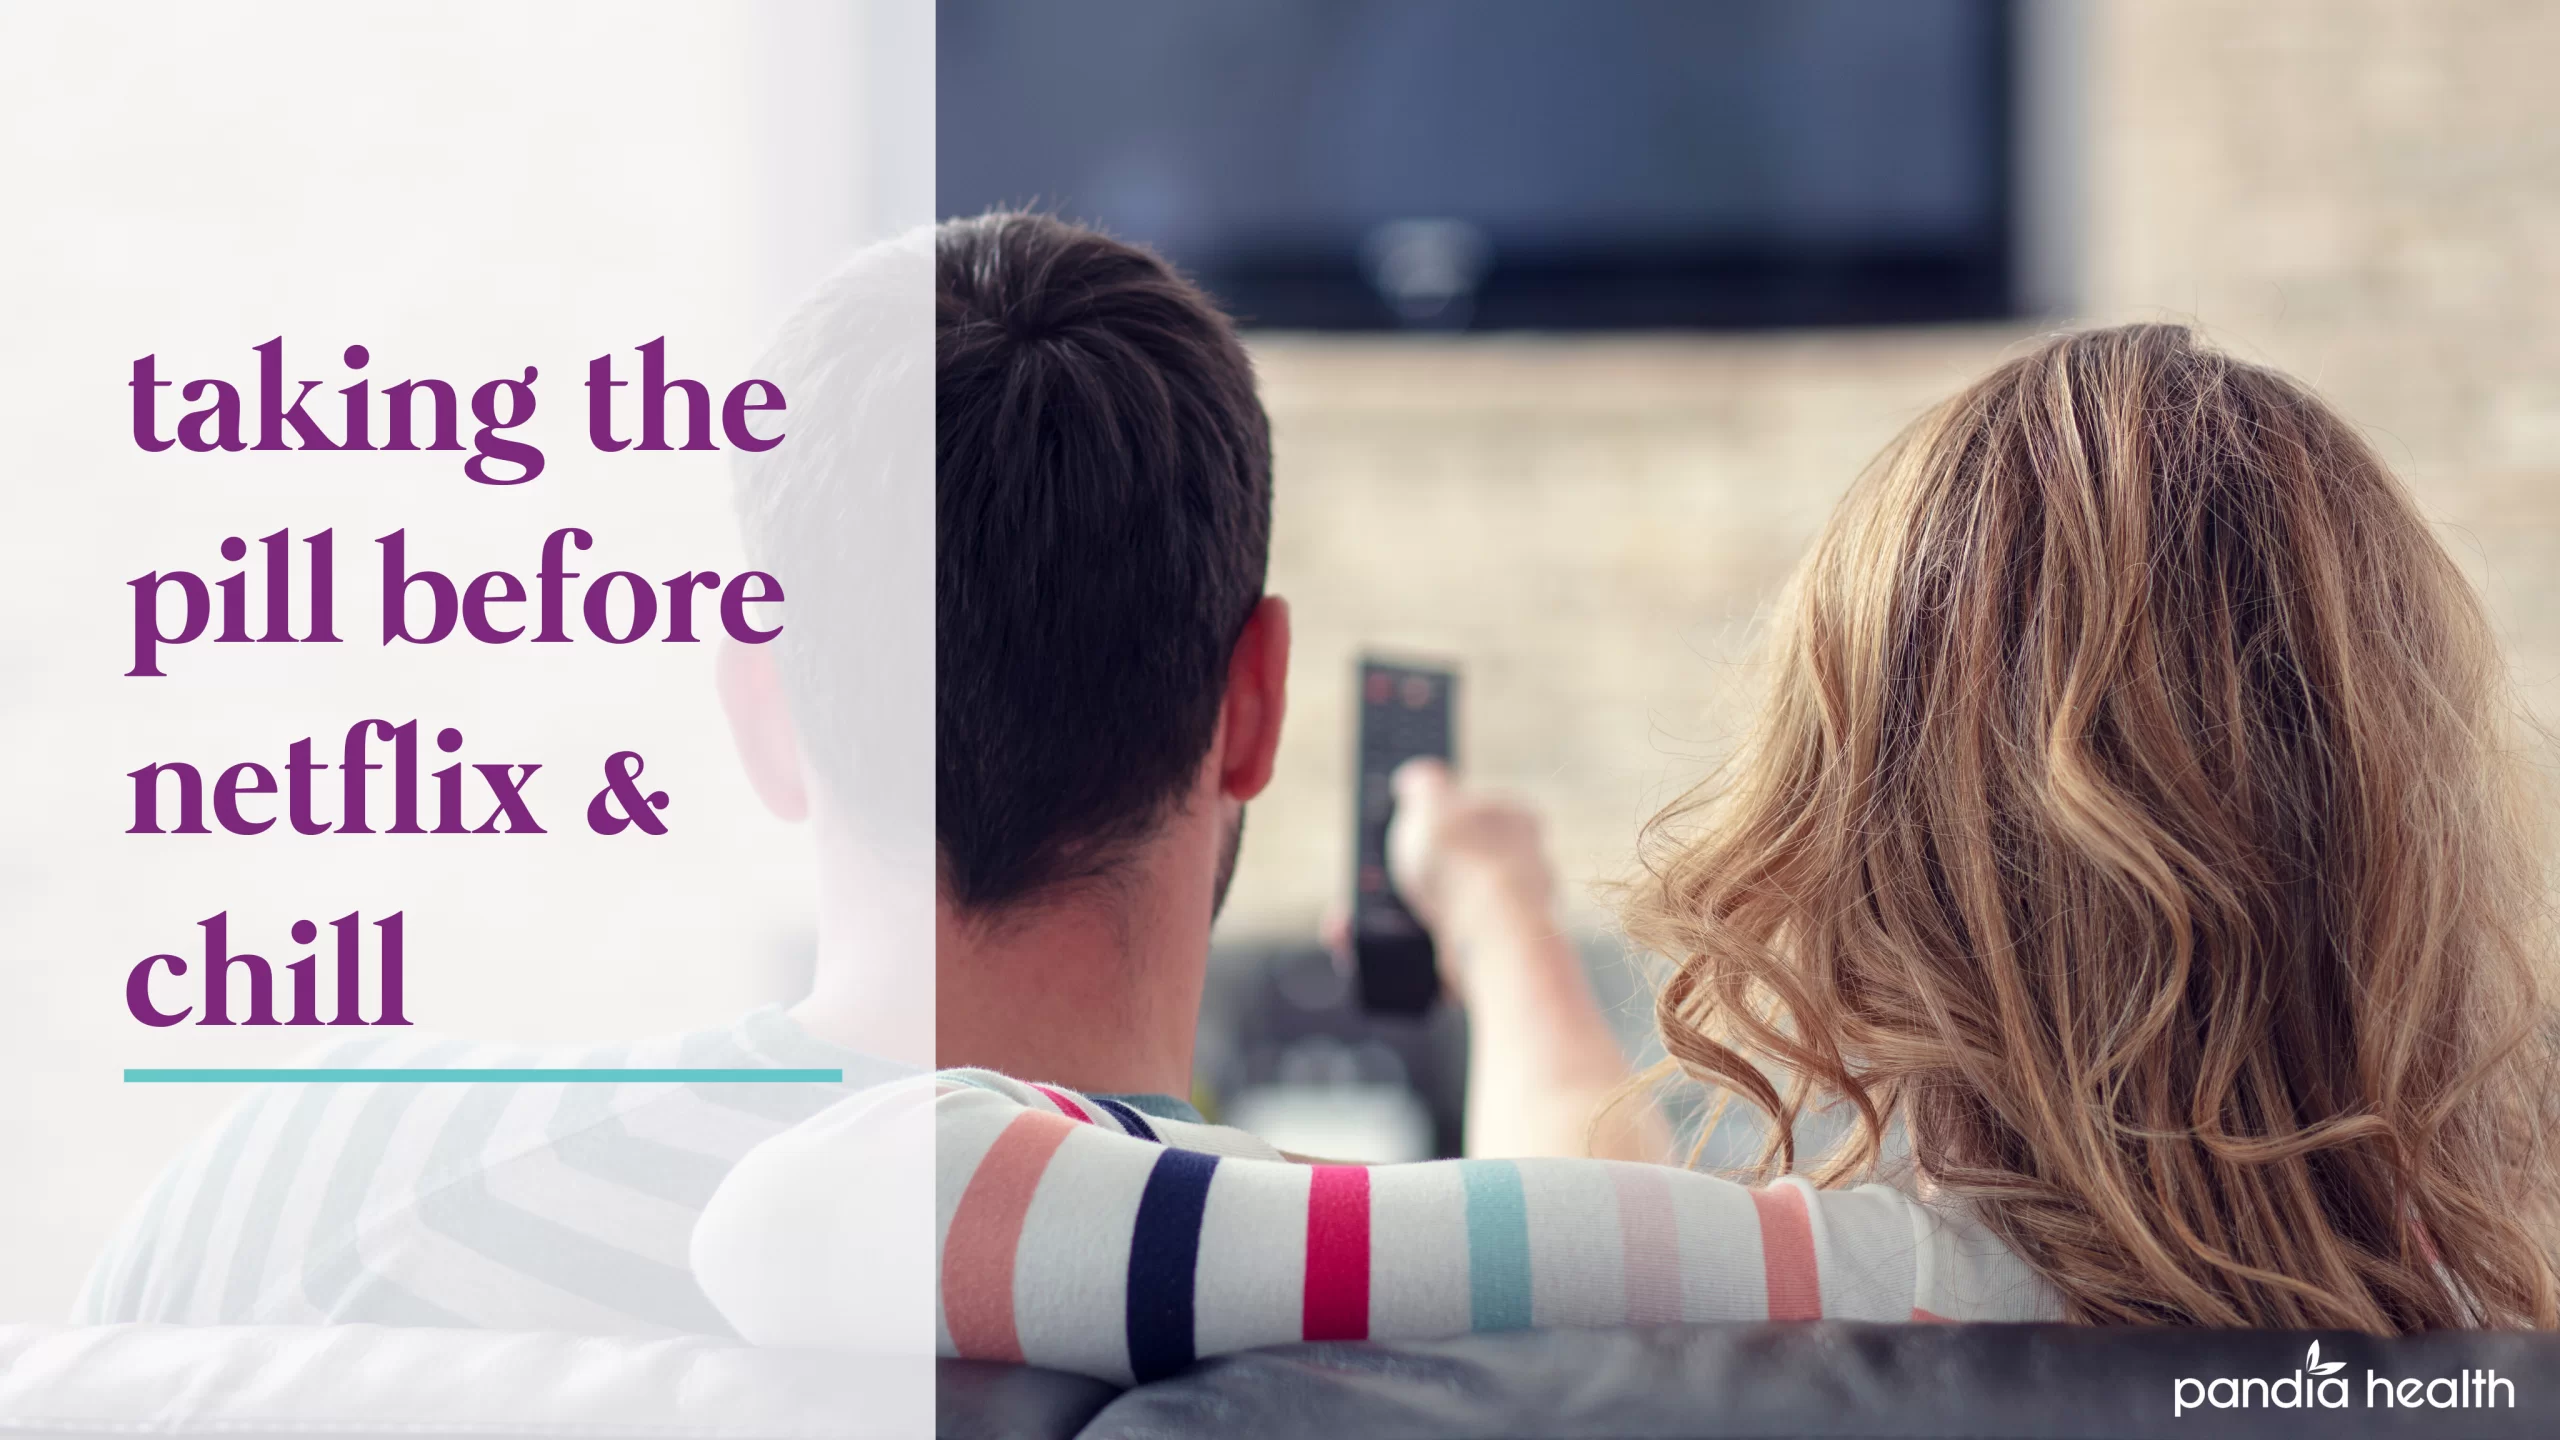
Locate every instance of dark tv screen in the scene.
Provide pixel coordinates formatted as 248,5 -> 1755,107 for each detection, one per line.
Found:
937,0 -> 2017,331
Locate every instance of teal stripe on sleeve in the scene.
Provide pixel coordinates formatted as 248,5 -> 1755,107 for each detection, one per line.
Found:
1460,1159 -> 1533,1332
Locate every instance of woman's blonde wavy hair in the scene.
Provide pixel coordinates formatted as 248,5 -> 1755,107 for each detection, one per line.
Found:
1625,323 -> 2560,1330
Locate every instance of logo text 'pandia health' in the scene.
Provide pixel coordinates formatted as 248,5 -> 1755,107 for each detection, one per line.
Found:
2173,1342 -> 2516,1418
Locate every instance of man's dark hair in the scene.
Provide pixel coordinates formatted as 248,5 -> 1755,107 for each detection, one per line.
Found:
735,230 -> 933,868
937,212 -> 1272,912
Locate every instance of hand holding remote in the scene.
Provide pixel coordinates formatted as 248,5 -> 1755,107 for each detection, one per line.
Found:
1381,760 -> 1668,1163
1384,759 -> 1558,995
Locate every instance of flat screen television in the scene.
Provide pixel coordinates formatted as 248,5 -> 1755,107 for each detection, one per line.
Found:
937,0 -> 2018,331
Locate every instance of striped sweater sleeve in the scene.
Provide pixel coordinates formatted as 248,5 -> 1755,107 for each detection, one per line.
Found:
695,1072 -> 2060,1382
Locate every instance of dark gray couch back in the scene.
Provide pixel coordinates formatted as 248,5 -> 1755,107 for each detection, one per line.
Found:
941,1322 -> 2559,1439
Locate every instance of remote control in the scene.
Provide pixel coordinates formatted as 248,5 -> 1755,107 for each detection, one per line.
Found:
1351,656 -> 1456,1015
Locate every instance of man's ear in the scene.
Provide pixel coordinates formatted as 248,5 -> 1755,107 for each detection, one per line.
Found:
1217,596 -> 1291,803
717,640 -> 810,822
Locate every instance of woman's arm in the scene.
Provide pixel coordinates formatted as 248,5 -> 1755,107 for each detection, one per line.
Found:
1383,760 -> 1673,1164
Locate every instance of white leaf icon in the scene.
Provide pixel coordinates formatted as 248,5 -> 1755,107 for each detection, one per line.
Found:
2305,1341 -> 2345,1376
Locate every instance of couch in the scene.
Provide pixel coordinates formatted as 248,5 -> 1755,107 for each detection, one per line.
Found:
939,1322 -> 2557,1439
3,1321 -> 2550,1438
0,1323 -> 927,1439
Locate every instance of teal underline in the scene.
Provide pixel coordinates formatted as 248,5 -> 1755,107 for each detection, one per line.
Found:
124,1067 -> 845,1084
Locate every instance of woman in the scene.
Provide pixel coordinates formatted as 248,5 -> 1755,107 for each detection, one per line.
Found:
1613,323 -> 2560,1334
696,325 -> 2560,1379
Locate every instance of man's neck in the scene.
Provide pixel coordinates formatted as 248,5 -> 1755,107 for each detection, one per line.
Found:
933,834 -> 1216,1098
788,809 -> 936,1069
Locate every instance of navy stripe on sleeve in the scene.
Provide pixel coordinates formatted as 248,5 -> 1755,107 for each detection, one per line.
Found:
1124,1147 -> 1218,1383
1091,1096 -> 1160,1144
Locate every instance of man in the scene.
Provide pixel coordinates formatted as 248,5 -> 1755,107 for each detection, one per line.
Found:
687,214 -> 1295,1348
734,211 -> 1288,1118
730,213 -> 1639,1160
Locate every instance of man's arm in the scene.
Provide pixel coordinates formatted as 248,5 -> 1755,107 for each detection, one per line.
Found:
693,1071 -> 2009,1383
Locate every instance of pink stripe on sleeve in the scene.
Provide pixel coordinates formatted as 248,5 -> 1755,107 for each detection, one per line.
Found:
1302,1165 -> 1371,1341
1609,1165 -> 1683,1325
1030,1084 -> 1094,1124
1750,1181 -> 1823,1321
941,1110 -> 1078,1362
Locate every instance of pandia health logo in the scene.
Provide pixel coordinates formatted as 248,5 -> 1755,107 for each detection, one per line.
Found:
2172,1340 -> 2516,1418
